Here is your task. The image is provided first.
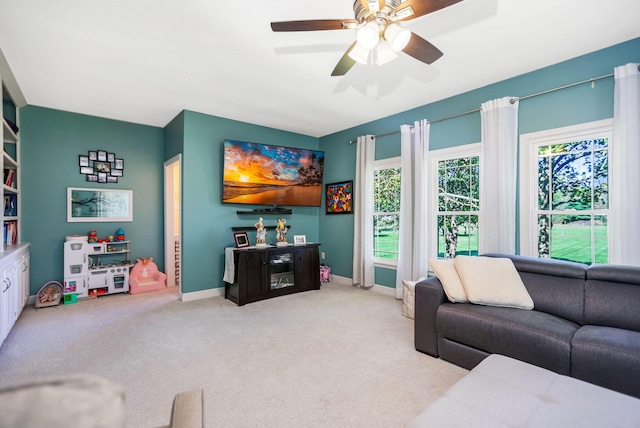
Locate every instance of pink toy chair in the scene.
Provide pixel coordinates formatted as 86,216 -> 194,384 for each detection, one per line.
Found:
129,257 -> 167,294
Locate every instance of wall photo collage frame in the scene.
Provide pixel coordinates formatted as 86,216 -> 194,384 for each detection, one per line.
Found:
78,150 -> 124,183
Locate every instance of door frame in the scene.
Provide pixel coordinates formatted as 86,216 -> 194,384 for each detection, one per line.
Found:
164,154 -> 182,293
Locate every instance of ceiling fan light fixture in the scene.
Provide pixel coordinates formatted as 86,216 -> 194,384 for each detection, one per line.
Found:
375,40 -> 398,65
356,21 -> 380,49
384,23 -> 411,52
348,43 -> 371,64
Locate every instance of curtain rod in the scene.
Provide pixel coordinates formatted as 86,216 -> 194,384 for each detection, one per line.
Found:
510,72 -> 613,104
348,72 -> 615,144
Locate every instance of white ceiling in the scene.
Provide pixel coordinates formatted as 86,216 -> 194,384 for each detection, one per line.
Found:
1,0 -> 639,138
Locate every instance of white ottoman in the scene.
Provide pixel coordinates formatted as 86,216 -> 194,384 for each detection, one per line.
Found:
408,354 -> 640,427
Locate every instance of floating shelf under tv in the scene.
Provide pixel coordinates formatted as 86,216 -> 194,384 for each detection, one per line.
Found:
236,208 -> 293,215
231,225 -> 290,232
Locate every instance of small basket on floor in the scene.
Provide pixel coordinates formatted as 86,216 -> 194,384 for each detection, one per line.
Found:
35,281 -> 63,308
63,293 -> 78,305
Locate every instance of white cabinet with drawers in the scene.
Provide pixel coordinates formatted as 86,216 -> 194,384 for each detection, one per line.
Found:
0,244 -> 30,348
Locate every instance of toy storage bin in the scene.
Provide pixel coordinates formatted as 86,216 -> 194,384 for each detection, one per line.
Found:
320,264 -> 332,283
63,293 -> 78,304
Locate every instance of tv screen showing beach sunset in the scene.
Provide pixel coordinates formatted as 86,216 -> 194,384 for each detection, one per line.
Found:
222,140 -> 325,207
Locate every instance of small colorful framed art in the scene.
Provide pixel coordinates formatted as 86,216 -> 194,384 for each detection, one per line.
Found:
326,180 -> 353,214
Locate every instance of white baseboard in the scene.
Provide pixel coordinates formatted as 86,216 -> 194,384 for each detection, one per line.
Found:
329,274 -> 396,297
371,284 -> 396,297
180,286 -> 224,302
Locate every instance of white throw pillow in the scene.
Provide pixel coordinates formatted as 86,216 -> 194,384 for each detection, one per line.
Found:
454,255 -> 534,310
428,258 -> 468,303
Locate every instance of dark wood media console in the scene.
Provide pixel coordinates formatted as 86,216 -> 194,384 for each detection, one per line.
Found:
225,243 -> 321,306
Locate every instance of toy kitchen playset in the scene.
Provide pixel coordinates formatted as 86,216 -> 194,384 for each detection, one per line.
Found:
64,232 -> 131,298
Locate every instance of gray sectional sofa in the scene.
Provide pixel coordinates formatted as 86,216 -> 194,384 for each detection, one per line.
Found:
414,253 -> 640,398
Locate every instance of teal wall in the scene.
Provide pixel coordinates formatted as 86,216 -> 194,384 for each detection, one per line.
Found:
17,37 -> 640,295
164,111 -> 185,161
177,110 -> 321,293
21,106 -> 165,293
318,37 -> 640,288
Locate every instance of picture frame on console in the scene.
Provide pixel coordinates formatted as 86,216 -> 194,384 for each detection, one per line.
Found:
234,232 -> 250,248
294,235 -> 306,245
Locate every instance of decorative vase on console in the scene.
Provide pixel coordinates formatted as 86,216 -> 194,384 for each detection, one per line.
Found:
255,217 -> 267,247
276,218 -> 289,247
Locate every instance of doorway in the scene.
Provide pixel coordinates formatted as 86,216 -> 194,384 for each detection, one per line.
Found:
164,155 -> 181,291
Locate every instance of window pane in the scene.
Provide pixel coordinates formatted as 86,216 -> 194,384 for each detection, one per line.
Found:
538,156 -> 550,210
552,140 -> 592,154
594,149 -> 608,209
537,215 -> 551,258
594,215 -> 608,264
437,215 -> 478,259
552,152 -> 594,210
436,154 -> 480,260
374,165 -> 401,260
594,137 -> 608,149
470,164 -> 479,203
536,137 -> 609,264
438,157 -> 478,213
374,214 -> 399,259
374,167 -> 401,213
551,215 -> 608,264
530,127 -> 611,265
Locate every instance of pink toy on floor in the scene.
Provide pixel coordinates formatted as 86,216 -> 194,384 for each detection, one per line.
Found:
129,257 -> 167,294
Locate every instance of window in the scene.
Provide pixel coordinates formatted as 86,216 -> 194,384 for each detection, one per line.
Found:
520,120 -> 612,264
430,144 -> 481,260
373,157 -> 401,266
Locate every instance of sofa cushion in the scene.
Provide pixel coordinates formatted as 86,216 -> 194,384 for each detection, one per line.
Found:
428,258 -> 468,303
572,326 -> 640,399
454,256 -> 534,309
483,253 -> 587,324
584,264 -> 640,332
437,303 -> 578,375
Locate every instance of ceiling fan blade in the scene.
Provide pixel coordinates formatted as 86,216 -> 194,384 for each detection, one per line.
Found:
402,32 -> 443,64
331,42 -> 358,76
395,0 -> 463,22
271,19 -> 358,32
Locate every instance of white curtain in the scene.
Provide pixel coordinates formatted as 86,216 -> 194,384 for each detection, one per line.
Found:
353,135 -> 376,288
610,63 -> 640,266
479,97 -> 519,254
395,121 -> 430,299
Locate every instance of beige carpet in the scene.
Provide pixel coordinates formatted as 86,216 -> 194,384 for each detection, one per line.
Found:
0,281 -> 467,427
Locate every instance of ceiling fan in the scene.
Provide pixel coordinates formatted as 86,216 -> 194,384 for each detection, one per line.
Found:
271,0 -> 463,76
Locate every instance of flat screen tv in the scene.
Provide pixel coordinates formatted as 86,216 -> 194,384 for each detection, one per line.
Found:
222,140 -> 325,207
